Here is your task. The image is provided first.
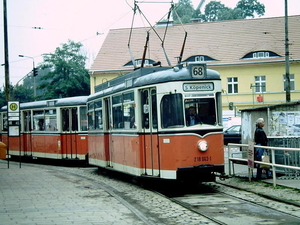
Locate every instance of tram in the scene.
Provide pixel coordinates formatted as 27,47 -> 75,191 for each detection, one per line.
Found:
0,96 -> 88,162
87,63 -> 225,182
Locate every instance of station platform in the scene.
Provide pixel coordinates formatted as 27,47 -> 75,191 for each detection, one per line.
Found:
0,160 -> 146,225
225,148 -> 300,190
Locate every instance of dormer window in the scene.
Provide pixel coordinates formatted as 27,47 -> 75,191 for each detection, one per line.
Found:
242,51 -> 280,60
195,56 -> 205,62
123,59 -> 156,67
183,55 -> 216,63
253,52 -> 269,58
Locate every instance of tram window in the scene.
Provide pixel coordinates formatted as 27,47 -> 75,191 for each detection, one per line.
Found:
151,89 -> 158,129
123,92 -> 135,129
112,95 -> 123,104
88,111 -> 94,130
33,110 -> 45,131
141,90 -> 149,129
23,111 -> 31,131
113,106 -> 123,129
45,109 -> 57,131
95,109 -> 103,130
95,100 -> 102,108
161,94 -> 184,128
61,109 -> 70,131
87,102 -> 94,130
80,106 -> 88,131
124,105 -> 135,129
112,95 -> 124,129
71,108 -> 78,131
94,100 -> 103,130
184,98 -> 216,126
2,112 -> 7,131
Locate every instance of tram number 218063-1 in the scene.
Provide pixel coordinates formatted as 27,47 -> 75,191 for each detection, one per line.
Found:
194,156 -> 212,162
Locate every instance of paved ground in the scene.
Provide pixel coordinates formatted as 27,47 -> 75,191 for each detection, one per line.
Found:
0,160 -> 146,225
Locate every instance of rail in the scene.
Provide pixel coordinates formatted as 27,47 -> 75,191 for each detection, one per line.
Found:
227,143 -> 300,187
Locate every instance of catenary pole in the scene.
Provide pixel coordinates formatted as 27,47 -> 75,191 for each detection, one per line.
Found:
285,0 -> 291,102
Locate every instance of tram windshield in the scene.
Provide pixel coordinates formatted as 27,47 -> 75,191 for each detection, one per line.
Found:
161,93 -> 217,128
184,98 -> 216,126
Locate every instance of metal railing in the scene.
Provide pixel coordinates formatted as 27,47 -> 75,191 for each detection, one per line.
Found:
227,143 -> 300,187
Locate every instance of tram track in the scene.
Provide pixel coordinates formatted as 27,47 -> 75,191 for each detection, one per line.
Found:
6,161 -> 300,225
164,182 -> 300,225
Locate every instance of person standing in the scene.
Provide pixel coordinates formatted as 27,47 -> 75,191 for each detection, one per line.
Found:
254,118 -> 270,179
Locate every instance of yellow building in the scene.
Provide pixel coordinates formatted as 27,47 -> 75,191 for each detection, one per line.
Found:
89,15 -> 300,111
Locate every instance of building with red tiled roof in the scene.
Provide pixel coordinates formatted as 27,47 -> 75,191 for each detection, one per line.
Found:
89,15 -> 300,111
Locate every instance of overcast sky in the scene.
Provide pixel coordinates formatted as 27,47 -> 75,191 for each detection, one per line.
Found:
0,0 -> 299,87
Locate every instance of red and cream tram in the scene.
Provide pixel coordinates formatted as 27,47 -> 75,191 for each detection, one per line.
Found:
87,63 -> 225,182
0,96 -> 88,162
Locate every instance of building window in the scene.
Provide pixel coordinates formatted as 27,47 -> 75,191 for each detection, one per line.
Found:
182,55 -> 216,63
123,59 -> 156,67
255,76 -> 266,93
253,52 -> 269,58
283,74 -> 295,91
241,51 -> 280,60
227,77 -> 238,94
195,56 -> 205,62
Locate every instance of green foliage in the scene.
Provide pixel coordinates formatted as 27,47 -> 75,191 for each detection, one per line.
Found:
38,40 -> 90,100
13,85 -> 35,103
0,87 -> 7,109
173,0 -> 197,24
173,0 -> 265,23
236,0 -> 265,18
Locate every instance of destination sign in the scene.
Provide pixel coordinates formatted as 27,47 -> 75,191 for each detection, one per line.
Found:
183,83 -> 214,91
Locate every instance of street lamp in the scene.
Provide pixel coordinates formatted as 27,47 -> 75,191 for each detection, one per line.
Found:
18,55 -> 36,97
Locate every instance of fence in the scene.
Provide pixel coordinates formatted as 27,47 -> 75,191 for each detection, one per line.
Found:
227,143 -> 300,187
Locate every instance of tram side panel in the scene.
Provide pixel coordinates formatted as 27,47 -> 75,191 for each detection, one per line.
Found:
109,134 -> 141,176
31,134 -> 60,159
88,133 -> 108,167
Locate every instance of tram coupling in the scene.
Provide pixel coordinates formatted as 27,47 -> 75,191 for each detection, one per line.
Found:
216,172 -> 230,181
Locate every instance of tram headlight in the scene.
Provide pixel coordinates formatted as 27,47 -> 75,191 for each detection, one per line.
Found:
197,140 -> 208,152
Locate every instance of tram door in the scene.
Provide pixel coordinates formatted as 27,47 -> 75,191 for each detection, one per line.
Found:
61,107 -> 78,159
103,98 -> 111,167
22,110 -> 32,155
141,88 -> 160,177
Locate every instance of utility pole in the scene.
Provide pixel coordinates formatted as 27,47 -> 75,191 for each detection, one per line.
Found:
3,0 -> 10,101
285,0 -> 291,102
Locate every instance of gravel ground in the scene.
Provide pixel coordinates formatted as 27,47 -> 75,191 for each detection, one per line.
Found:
215,176 -> 300,206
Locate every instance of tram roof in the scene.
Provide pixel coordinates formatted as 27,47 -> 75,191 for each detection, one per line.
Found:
0,96 -> 88,111
54,96 -> 88,107
88,63 -> 220,101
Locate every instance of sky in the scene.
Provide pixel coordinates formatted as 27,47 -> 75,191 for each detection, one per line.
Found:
0,0 -> 299,87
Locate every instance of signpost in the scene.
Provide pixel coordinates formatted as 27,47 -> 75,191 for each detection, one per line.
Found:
7,101 -> 20,168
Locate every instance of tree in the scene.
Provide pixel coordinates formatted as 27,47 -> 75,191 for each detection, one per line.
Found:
38,40 -> 90,99
173,0 -> 197,24
0,87 -> 7,109
196,0 -> 265,22
203,1 -> 228,22
13,84 -> 35,103
236,0 -> 265,18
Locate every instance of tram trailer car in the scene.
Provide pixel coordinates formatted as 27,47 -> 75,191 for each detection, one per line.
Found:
0,96 -> 88,163
87,62 -> 225,183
